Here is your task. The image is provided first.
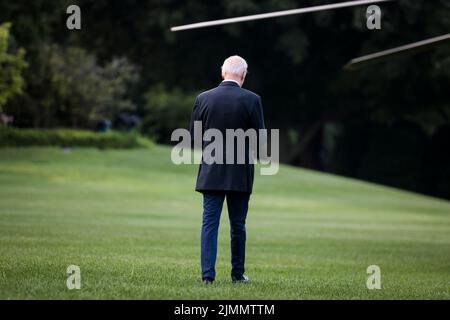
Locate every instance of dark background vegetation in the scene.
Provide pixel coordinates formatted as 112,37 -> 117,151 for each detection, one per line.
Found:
0,0 -> 449,199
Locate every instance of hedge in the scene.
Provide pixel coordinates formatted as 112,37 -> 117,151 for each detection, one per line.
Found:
0,127 -> 153,149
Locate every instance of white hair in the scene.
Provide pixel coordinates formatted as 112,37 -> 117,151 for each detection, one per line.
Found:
221,55 -> 248,77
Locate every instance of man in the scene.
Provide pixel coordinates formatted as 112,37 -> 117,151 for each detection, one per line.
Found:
190,55 -> 265,285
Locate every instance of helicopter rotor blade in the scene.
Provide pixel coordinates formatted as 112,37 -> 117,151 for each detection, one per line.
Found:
344,33 -> 450,70
171,0 -> 394,32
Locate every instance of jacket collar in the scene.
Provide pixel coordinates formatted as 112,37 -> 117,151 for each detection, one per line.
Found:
219,80 -> 240,88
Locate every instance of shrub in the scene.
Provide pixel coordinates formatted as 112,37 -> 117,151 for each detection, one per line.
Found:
0,127 -> 153,149
141,86 -> 198,144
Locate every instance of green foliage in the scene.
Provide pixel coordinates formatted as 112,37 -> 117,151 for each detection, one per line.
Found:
141,86 -> 198,143
0,127 -> 152,149
0,23 -> 27,112
1,1 -> 450,198
20,44 -> 139,128
93,57 -> 140,121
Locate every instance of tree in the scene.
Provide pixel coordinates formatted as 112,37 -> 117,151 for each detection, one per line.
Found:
5,44 -> 139,128
0,22 -> 27,113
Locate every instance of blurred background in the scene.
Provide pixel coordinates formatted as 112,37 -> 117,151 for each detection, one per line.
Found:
1,0 -> 449,199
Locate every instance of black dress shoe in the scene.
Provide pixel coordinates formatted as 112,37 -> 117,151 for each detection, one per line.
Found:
232,275 -> 250,284
202,278 -> 214,285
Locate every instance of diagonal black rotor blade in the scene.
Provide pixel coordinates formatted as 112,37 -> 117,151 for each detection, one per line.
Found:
345,33 -> 450,70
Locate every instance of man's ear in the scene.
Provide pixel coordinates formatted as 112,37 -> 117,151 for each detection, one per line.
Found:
240,73 -> 246,84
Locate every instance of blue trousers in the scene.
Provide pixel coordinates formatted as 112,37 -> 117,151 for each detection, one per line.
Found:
201,191 -> 250,280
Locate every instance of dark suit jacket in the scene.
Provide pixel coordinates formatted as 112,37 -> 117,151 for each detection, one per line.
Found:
190,81 -> 266,194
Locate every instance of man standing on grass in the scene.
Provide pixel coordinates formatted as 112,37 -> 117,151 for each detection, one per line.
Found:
190,55 -> 265,285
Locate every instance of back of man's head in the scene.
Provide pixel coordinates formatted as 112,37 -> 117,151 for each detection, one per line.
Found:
221,55 -> 248,86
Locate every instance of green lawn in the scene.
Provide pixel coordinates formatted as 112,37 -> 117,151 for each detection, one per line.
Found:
0,146 -> 449,299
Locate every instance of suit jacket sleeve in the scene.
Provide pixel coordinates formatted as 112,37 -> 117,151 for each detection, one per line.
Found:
250,96 -> 266,131
250,96 -> 266,160
190,97 -> 200,149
